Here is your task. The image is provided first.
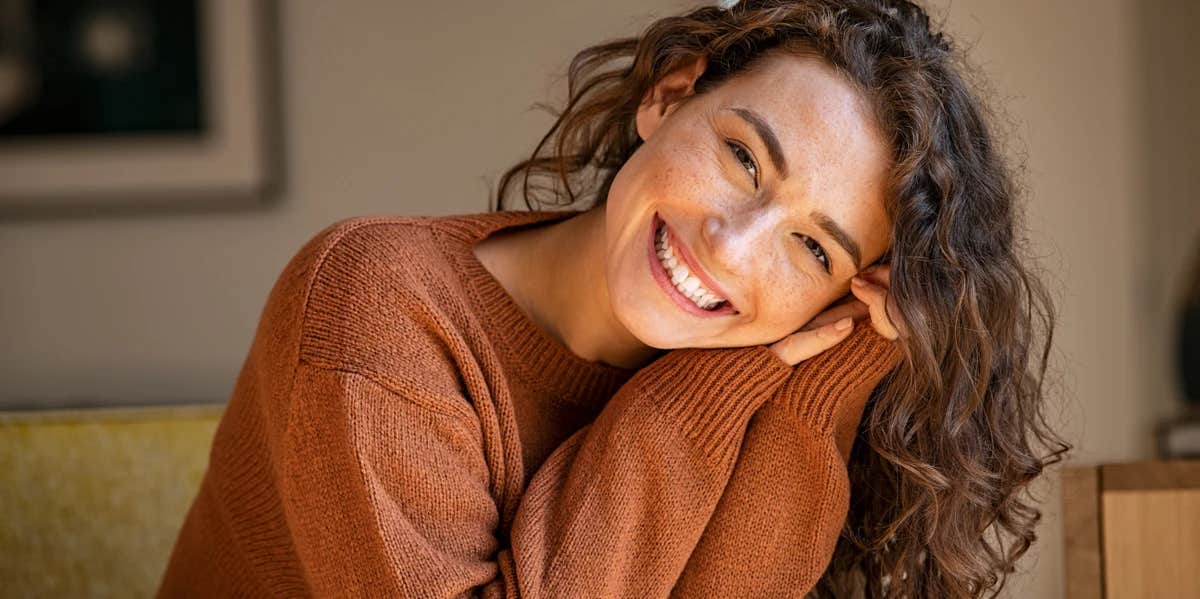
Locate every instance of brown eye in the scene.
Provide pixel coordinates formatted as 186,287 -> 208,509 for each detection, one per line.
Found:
796,233 -> 831,273
726,140 -> 758,187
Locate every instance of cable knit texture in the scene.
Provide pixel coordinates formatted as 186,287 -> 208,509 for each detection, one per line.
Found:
157,209 -> 902,598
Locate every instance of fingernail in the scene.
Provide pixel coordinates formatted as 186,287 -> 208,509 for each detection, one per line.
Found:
835,317 -> 852,331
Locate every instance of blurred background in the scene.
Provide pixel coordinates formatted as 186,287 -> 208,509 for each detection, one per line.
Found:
1,0 -> 1198,597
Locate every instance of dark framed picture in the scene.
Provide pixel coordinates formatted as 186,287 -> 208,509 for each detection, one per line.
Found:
0,0 -> 279,215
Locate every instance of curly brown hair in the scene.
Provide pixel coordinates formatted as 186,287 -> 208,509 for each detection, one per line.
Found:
489,0 -> 1072,596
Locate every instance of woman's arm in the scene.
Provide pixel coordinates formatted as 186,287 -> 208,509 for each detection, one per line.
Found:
497,345 -> 795,597
671,320 -> 902,597
276,343 -> 793,598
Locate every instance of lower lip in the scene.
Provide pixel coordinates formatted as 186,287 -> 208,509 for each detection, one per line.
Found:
648,213 -> 738,318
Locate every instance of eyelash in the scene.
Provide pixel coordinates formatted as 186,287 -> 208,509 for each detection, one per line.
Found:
726,140 -> 759,187
725,139 -> 831,274
797,234 -> 831,272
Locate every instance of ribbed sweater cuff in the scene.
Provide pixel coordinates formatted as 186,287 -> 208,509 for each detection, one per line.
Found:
773,320 -> 903,433
635,345 -> 793,462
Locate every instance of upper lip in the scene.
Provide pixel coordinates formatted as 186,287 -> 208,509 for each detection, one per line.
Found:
659,216 -> 736,308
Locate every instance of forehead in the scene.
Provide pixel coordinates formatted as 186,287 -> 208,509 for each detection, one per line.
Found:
712,52 -> 887,177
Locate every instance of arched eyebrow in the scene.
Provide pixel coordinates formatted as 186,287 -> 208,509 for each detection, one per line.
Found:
727,106 -> 789,180
810,210 -> 862,271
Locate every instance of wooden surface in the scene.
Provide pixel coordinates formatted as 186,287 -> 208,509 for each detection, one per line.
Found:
1062,465 -> 1103,599
1102,489 -> 1200,598
1062,459 -> 1200,599
1102,459 -> 1200,491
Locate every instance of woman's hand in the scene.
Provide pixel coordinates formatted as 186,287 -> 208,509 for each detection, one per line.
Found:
767,263 -> 906,366
767,291 -> 866,365
850,263 -> 907,341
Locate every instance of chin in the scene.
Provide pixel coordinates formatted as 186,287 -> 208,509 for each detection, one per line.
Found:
614,301 -> 729,350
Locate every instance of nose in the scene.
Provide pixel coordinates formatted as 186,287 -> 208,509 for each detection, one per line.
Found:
700,208 -> 779,278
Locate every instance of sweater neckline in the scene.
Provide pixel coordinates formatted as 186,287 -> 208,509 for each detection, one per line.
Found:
434,209 -> 638,403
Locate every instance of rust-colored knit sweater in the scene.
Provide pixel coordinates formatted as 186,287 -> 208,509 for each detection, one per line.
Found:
157,209 -> 902,598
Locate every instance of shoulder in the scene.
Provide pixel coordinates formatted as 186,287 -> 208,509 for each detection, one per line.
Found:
260,210 -> 565,392
285,214 -> 485,392
296,210 -> 545,277
281,215 -> 449,329
273,215 -> 442,302
299,214 -> 450,267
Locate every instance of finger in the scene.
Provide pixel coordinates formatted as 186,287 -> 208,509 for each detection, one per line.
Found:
771,317 -> 855,365
799,299 -> 869,332
850,277 -> 897,339
856,265 -> 909,340
850,276 -> 900,340
883,292 -> 908,339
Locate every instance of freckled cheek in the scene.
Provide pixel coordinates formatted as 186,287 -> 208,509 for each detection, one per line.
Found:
650,144 -> 723,202
755,283 -> 827,330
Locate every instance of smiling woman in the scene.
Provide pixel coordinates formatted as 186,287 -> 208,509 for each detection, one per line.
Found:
486,0 -> 1071,595
158,1 -> 1070,598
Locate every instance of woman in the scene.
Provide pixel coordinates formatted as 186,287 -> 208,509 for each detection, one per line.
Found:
159,0 -> 1070,597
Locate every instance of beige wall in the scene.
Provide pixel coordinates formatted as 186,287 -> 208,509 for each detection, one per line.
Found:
1139,1 -> 1200,445
2,1 -> 1196,597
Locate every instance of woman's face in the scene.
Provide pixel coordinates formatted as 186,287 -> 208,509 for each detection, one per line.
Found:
604,50 -> 893,349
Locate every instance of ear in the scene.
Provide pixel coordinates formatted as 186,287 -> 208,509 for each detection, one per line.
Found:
635,54 -> 708,142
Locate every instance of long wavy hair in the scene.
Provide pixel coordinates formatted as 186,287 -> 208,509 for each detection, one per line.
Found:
489,0 -> 1071,596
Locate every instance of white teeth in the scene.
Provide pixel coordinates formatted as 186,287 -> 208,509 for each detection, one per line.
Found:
654,222 -> 727,310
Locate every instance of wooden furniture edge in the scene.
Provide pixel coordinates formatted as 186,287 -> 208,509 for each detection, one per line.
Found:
1101,459 -> 1200,491
1062,465 -> 1103,599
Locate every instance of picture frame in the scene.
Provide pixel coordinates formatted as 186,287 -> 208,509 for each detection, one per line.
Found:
0,0 -> 281,217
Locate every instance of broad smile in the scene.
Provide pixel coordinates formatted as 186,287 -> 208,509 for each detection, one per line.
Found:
647,212 -> 739,318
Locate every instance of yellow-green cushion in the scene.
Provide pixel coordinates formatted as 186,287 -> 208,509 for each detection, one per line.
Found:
0,404 -> 223,598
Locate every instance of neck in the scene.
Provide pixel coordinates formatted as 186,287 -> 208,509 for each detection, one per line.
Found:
521,205 -> 663,370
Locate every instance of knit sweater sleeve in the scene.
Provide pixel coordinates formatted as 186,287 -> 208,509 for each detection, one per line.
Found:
278,338 -> 793,598
671,319 -> 904,597
496,344 -> 793,598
